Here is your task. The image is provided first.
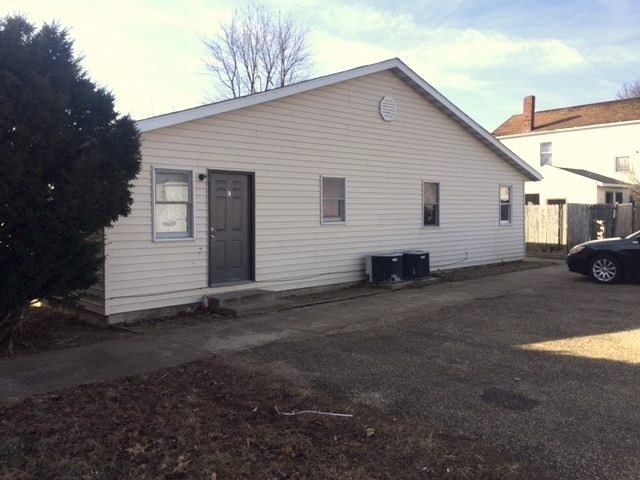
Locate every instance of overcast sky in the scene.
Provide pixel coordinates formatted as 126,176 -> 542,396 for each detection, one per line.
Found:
9,0 -> 640,131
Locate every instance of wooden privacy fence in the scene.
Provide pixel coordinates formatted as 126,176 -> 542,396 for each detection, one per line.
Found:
526,203 -> 639,255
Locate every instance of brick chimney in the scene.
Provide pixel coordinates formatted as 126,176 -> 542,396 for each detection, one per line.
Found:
523,95 -> 535,132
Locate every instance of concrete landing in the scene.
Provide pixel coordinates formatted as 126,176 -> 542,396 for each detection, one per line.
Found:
209,289 -> 293,317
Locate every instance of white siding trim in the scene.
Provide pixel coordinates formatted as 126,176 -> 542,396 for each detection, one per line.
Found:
499,184 -> 513,225
320,175 -> 347,224
422,180 -> 440,228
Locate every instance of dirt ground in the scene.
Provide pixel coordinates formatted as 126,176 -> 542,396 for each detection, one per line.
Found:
0,356 -> 552,480
0,261 -> 554,479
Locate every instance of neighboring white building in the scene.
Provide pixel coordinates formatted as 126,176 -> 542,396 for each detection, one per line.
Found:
82,58 -> 540,324
494,96 -> 640,205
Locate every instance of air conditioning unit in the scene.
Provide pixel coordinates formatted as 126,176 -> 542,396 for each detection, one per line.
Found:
365,253 -> 403,284
402,250 -> 430,280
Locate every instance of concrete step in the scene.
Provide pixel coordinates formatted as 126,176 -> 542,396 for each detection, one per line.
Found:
208,289 -> 292,317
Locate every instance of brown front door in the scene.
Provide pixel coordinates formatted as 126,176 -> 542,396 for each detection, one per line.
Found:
208,171 -> 253,284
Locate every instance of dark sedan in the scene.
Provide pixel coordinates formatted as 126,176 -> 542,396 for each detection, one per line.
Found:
566,230 -> 640,283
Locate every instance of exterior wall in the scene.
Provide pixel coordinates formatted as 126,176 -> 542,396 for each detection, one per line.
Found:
525,166 -> 598,205
499,122 -> 640,179
596,186 -> 630,205
499,122 -> 640,204
77,229 -> 106,316
104,71 -> 529,319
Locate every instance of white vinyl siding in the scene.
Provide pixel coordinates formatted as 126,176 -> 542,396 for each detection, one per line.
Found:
102,70 -> 528,320
77,229 -> 107,316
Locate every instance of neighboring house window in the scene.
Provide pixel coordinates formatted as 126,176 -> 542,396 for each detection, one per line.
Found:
615,156 -> 630,172
321,176 -> 346,223
525,194 -> 539,205
540,142 -> 552,166
500,185 -> 512,224
153,168 -> 194,240
547,199 -> 566,205
423,182 -> 440,226
605,191 -> 623,204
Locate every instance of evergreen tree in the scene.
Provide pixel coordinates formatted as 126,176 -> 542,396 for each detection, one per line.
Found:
0,15 -> 141,336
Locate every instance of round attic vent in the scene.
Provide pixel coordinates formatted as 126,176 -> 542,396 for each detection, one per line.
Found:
379,96 -> 396,122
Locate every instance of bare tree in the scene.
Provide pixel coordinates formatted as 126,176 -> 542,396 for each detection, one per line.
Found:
615,79 -> 640,99
201,5 -> 314,100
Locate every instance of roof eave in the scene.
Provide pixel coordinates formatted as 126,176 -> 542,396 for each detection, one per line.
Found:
600,182 -> 632,188
136,59 -> 407,132
495,118 -> 640,139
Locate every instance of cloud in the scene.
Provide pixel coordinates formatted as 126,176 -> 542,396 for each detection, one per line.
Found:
301,2 -> 586,100
297,3 -> 587,76
313,3 -> 415,38
418,29 -> 585,74
16,0 -> 638,128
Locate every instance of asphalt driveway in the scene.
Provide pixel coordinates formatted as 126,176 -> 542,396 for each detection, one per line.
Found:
225,263 -> 640,480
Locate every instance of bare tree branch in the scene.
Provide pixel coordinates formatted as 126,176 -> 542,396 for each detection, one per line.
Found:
200,5 -> 314,101
615,79 -> 640,99
276,11 -> 314,87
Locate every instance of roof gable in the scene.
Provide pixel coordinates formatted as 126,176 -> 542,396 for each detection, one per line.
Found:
493,97 -> 640,136
137,58 -> 541,181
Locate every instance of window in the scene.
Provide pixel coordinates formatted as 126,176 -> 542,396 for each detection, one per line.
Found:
540,142 -> 552,166
153,168 -> 194,240
321,176 -> 346,223
547,199 -> 566,205
423,182 -> 440,226
605,191 -> 623,204
615,156 -> 630,172
605,191 -> 613,204
525,194 -> 540,205
500,185 -> 512,224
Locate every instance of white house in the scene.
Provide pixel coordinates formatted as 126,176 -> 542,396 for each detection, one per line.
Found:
494,95 -> 640,205
82,58 -> 540,324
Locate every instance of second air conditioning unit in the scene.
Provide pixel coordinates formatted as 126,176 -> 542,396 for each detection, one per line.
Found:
402,250 -> 430,280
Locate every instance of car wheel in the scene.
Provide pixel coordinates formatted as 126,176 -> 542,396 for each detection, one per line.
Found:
589,254 -> 622,284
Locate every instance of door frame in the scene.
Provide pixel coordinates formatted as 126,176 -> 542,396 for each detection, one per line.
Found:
207,169 -> 255,285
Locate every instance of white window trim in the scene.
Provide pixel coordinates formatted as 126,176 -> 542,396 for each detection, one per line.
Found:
422,181 -> 440,227
500,184 -> 513,226
152,166 -> 196,241
540,142 -> 552,166
320,176 -> 347,224
615,156 -> 630,172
